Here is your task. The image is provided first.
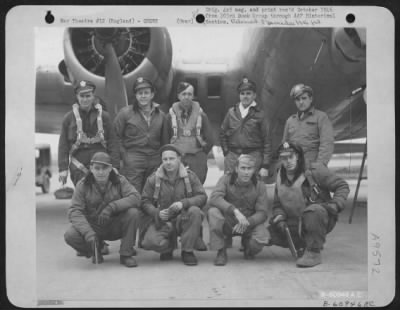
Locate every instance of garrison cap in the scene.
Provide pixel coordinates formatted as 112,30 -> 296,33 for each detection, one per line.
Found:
90,152 -> 112,166
133,77 -> 154,93
177,82 -> 193,95
277,141 -> 303,158
290,84 -> 313,99
237,77 -> 256,92
74,80 -> 96,94
160,144 -> 182,157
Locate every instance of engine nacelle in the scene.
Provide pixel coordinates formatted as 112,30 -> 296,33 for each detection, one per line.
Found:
330,28 -> 366,75
62,27 -> 173,107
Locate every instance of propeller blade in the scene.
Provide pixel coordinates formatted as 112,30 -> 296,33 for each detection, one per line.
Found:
103,42 -> 128,119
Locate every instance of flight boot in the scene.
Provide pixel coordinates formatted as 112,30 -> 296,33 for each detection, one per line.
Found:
120,255 -> 138,268
77,241 -> 109,257
214,248 -> 228,266
296,249 -> 322,268
181,251 -> 198,266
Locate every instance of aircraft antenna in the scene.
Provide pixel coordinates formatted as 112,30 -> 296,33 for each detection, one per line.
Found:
310,40 -> 326,71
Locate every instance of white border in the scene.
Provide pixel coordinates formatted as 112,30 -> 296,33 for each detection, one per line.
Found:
5,5 -> 395,307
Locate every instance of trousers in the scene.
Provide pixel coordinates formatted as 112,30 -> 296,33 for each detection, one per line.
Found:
268,204 -> 336,251
207,207 -> 270,256
141,206 -> 204,253
182,152 -> 208,184
121,151 -> 160,193
64,208 -> 140,257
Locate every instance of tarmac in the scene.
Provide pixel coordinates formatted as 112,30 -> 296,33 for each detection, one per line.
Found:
34,160 -> 368,307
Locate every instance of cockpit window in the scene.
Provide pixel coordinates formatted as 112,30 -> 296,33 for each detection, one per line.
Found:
207,76 -> 222,98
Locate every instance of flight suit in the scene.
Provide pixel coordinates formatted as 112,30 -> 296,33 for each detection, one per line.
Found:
165,101 -> 214,184
207,173 -> 270,257
64,172 -> 141,257
269,164 -> 349,252
282,107 -> 334,168
220,103 -> 272,173
58,102 -> 119,185
140,164 -> 207,254
114,103 -> 169,193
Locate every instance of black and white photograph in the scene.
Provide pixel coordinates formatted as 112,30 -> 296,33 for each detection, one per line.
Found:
5,5 -> 395,308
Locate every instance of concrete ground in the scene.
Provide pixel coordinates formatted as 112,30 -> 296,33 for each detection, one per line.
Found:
35,161 -> 368,307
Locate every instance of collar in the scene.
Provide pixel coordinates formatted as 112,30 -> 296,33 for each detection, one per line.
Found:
235,101 -> 258,111
297,106 -> 315,119
229,172 -> 257,187
156,163 -> 188,180
140,102 -> 159,115
178,102 -> 193,114
239,101 -> 257,110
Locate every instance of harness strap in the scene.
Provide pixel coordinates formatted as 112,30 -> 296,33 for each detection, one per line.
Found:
70,156 -> 89,174
153,170 -> 162,202
94,103 -> 106,148
304,169 -> 321,203
153,169 -> 193,202
169,106 -> 206,147
169,108 -> 178,143
70,103 -> 106,155
183,175 -> 193,197
71,104 -> 83,153
196,108 -> 206,147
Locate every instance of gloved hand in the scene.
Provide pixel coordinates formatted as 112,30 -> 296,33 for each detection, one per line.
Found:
323,202 -> 339,217
59,170 -> 68,185
276,221 -> 288,233
98,206 -> 113,226
86,234 -> 97,244
85,234 -> 104,264
271,214 -> 287,233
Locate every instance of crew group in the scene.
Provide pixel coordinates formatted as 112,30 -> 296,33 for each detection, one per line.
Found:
60,77 -> 350,268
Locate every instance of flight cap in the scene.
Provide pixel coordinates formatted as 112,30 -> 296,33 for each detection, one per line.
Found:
133,77 -> 154,93
277,141 -> 302,158
90,152 -> 112,166
177,82 -> 193,95
74,80 -> 96,94
237,77 -> 256,92
160,144 -> 182,157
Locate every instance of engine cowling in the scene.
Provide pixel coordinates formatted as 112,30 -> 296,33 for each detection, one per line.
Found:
330,28 -> 366,75
61,27 -> 173,108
